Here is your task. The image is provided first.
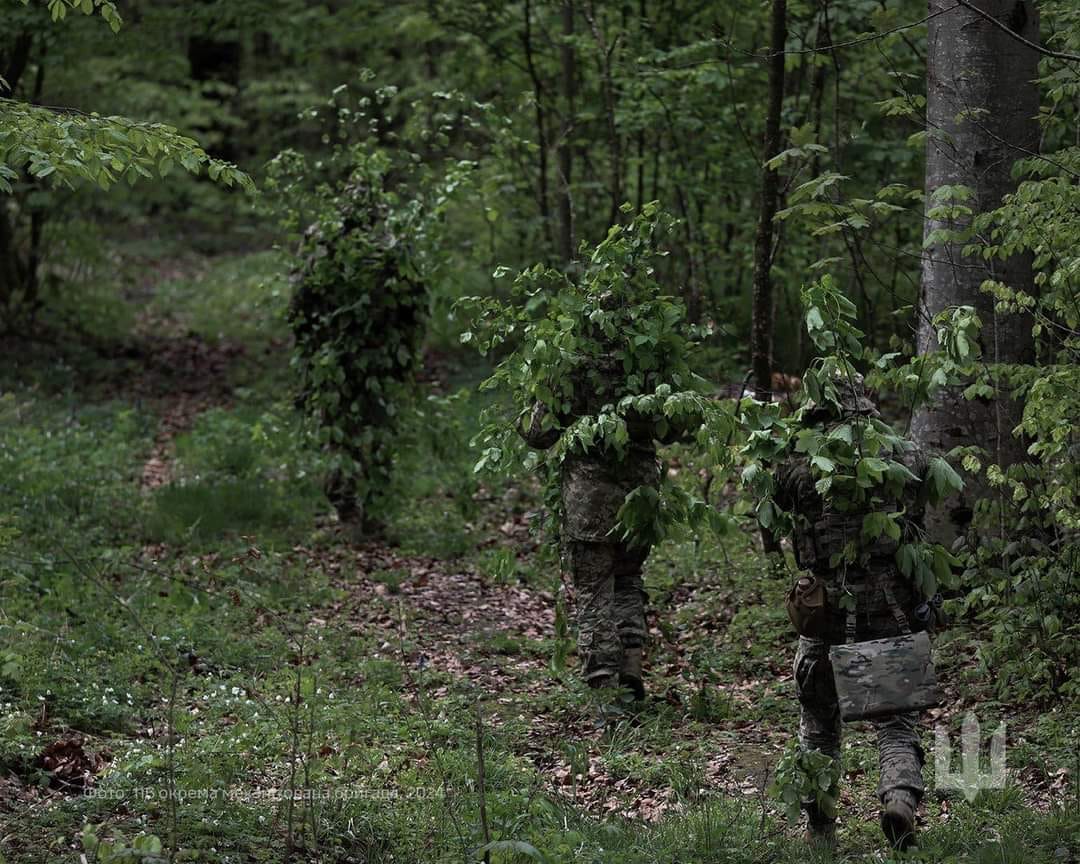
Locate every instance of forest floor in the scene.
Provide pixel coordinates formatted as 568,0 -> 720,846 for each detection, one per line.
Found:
0,248 -> 1077,863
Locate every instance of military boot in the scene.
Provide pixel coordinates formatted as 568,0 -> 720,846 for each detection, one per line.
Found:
803,804 -> 837,851
619,647 -> 645,702
880,789 -> 917,850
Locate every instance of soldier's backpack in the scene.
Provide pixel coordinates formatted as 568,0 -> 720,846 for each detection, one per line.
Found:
829,575 -> 942,722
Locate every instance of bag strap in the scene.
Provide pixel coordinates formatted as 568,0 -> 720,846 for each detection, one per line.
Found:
877,570 -> 911,635
844,574 -> 911,641
844,581 -> 861,644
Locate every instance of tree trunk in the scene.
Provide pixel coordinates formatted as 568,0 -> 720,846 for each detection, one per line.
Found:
750,0 -> 786,401
912,0 -> 1039,542
0,33 -> 33,323
636,0 -> 646,212
2,31 -> 34,95
558,0 -> 577,264
0,206 -> 24,323
522,0 -> 554,252
584,2 -> 622,228
751,0 -> 786,557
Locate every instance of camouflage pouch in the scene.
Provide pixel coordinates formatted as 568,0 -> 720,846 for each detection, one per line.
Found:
829,631 -> 941,722
785,574 -> 832,639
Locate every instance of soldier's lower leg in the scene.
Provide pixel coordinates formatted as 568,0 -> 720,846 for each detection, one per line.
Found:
612,543 -> 649,699
794,637 -> 842,833
875,712 -> 923,849
874,712 -> 924,799
566,542 -> 621,687
324,465 -> 361,523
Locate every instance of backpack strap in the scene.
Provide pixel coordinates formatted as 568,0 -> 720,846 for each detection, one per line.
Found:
844,581 -> 861,645
878,570 -> 911,635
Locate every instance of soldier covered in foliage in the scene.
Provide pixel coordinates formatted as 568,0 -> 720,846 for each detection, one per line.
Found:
464,205 -> 712,703
520,349 -> 685,700
289,160 -> 425,531
774,373 -> 932,850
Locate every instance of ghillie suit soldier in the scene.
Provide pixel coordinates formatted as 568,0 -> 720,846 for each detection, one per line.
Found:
289,175 -> 425,531
464,206 -> 708,704
775,374 -> 933,851
521,352 -> 689,701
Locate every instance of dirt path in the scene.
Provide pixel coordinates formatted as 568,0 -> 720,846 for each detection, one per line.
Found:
300,516 -> 1070,830
116,262 -> 774,822
130,308 -> 242,490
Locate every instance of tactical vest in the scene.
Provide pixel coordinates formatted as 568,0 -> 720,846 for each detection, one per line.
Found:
792,509 -> 901,573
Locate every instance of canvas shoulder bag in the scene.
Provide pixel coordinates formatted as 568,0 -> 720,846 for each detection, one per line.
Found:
828,574 -> 942,722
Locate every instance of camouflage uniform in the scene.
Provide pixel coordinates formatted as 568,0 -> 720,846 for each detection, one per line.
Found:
775,375 -> 930,841
560,448 -> 660,688
520,359 -> 669,695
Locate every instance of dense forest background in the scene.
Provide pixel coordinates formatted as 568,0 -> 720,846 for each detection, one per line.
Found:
4,0 -> 950,352
1,1 -> 1078,862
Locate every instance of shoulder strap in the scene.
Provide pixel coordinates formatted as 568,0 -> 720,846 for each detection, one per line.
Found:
844,580 -> 861,644
877,570 -> 911,635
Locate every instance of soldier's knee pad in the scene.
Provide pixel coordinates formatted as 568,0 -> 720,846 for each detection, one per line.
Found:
794,643 -> 838,710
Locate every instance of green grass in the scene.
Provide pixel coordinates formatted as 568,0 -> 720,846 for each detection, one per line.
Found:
147,250 -> 291,353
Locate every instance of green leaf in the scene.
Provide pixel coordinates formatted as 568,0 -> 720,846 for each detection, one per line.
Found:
758,500 -> 775,529
827,424 -> 853,444
927,456 -> 964,502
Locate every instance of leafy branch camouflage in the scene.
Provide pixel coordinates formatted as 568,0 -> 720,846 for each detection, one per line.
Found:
287,152 -> 426,526
461,203 -> 739,548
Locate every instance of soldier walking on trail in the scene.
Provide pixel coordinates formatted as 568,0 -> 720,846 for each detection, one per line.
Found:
775,373 -> 932,850
463,206 -> 703,705
520,352 -> 683,702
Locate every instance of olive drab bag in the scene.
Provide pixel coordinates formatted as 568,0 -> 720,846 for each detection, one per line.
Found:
828,575 -> 942,722
785,574 -> 831,639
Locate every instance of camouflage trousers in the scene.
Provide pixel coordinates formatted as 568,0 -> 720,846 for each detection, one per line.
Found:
564,540 -> 649,685
794,570 -> 928,807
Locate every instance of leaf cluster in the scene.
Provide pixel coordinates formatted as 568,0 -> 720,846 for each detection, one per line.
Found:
268,84 -> 481,518
740,275 -> 963,596
769,739 -> 840,823
0,100 -> 252,194
462,203 -> 737,545
285,149 -> 427,513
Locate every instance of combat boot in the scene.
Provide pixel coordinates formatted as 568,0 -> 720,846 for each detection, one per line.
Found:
619,647 -> 645,702
803,804 -> 837,851
880,789 -> 917,850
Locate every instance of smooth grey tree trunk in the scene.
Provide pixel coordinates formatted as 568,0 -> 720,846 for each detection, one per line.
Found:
912,0 -> 1040,542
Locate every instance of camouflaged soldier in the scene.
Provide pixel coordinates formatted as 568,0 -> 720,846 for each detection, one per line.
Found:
775,373 -> 931,850
289,179 -> 424,529
520,354 -> 683,700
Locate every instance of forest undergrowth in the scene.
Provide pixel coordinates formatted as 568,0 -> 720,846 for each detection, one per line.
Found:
0,248 -> 1077,863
